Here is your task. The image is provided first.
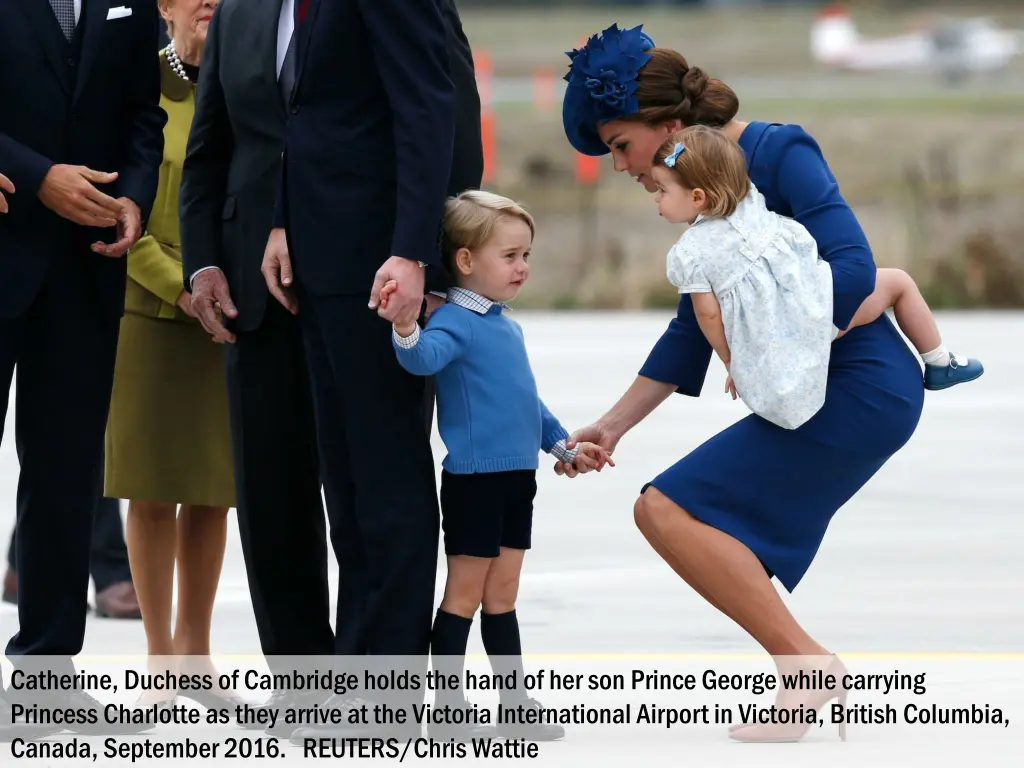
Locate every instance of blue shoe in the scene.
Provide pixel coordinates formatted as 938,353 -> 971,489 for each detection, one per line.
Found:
924,354 -> 984,391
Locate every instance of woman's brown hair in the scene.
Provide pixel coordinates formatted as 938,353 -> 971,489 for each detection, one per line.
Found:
653,126 -> 749,218
632,48 -> 739,129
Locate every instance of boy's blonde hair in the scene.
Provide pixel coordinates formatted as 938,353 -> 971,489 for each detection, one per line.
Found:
653,125 -> 750,218
442,190 -> 535,276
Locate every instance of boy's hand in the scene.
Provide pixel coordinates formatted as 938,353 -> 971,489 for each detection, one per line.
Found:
378,279 -> 398,313
724,373 -> 737,400
568,442 -> 615,475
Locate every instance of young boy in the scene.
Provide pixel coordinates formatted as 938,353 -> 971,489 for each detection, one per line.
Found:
377,190 -> 610,741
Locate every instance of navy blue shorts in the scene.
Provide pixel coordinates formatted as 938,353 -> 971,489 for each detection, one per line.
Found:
439,470 -> 537,557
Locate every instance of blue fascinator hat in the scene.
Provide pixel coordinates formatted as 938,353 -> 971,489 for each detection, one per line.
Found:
562,24 -> 656,157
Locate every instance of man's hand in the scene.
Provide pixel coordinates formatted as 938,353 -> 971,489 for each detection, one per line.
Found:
176,291 -> 198,319
190,268 -> 238,344
369,256 -> 424,322
262,227 -> 297,314
37,164 -> 122,228
91,198 -> 142,258
0,173 -> 13,214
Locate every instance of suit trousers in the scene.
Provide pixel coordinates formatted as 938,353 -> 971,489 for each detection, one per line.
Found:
0,247 -> 120,669
225,299 -> 334,664
7,494 -> 131,593
297,289 -> 440,665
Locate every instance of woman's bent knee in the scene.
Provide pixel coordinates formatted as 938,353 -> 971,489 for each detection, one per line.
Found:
635,488 -> 690,535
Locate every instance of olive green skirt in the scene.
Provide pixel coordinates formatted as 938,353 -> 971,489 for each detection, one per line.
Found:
105,312 -> 236,507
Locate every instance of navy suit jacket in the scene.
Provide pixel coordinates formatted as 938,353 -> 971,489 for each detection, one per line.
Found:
273,0 -> 456,295
0,0 -> 165,319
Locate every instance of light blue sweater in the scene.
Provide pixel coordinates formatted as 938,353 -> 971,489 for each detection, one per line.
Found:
392,290 -> 574,474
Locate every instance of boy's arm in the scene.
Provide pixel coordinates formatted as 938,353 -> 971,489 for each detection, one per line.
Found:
392,312 -> 467,376
539,400 -> 579,464
691,292 -> 731,367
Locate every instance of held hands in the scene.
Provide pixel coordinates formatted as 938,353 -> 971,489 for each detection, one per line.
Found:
369,256 -> 424,323
555,421 -> 621,479
379,279 -> 419,336
560,441 -> 615,477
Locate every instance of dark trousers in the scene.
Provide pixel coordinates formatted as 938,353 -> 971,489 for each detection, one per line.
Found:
298,291 -> 440,659
7,495 -> 131,593
225,299 -> 333,663
0,250 -> 120,665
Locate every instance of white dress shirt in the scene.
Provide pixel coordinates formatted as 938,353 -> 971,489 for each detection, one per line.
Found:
276,0 -> 294,77
74,0 -> 82,23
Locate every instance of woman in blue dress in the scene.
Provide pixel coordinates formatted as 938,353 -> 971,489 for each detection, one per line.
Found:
558,25 -> 926,742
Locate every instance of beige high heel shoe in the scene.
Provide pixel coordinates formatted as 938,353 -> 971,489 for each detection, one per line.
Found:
728,655 -> 850,743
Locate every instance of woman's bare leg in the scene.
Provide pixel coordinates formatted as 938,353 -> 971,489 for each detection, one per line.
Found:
126,499 -> 178,704
173,504 -> 230,690
635,488 -> 827,656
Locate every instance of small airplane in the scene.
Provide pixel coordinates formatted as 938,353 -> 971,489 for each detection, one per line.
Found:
810,3 -> 1023,82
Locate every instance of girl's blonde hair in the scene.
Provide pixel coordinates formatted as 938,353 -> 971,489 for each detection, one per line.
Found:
442,190 -> 535,276
653,125 -> 750,218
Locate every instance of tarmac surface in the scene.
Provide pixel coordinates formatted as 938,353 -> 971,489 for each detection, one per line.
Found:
0,310 -> 1021,764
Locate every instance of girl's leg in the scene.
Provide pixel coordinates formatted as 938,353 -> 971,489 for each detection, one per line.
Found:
125,499 -> 178,705
434,555 -> 490,704
843,269 -> 944,356
172,504 -> 230,689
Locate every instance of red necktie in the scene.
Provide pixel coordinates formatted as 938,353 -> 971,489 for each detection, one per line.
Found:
296,0 -> 309,24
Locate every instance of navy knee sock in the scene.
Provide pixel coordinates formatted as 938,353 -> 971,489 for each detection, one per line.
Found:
430,609 -> 473,704
480,610 -> 527,703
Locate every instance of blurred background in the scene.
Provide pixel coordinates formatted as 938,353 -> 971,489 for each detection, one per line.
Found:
455,0 -> 1024,311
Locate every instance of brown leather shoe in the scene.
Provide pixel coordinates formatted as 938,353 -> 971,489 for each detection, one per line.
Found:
2,569 -> 15,605
94,581 -> 142,619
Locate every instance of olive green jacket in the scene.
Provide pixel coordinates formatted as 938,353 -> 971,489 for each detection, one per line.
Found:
124,51 -> 195,321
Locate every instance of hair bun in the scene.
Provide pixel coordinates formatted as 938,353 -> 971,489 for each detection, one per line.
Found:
681,66 -> 709,104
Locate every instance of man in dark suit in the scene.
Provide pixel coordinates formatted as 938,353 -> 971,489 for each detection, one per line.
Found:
178,0 -> 335,705
5,495 -> 141,618
183,0 -> 482,734
260,0 -> 464,737
0,0 -> 164,734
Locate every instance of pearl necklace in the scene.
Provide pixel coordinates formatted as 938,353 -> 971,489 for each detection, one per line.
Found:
166,39 -> 191,82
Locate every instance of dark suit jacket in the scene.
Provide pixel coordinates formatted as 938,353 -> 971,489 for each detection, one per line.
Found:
272,0 -> 457,296
178,0 -> 294,333
181,0 -> 482,322
0,0 -> 165,319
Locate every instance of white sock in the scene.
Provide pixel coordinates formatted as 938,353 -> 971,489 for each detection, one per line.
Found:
921,345 -> 950,367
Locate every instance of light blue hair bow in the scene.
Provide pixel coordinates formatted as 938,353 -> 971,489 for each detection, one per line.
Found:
664,143 -> 686,167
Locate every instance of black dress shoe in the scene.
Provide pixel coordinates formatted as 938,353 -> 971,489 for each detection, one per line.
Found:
287,695 -> 420,743
176,688 -> 254,719
427,699 -> 498,742
497,697 -> 565,741
0,700 -> 62,743
8,689 -> 153,736
260,689 -> 331,737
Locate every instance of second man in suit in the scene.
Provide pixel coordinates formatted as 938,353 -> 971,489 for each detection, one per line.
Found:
179,0 -> 335,707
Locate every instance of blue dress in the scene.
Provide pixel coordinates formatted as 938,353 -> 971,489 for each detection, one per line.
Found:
643,122 -> 924,593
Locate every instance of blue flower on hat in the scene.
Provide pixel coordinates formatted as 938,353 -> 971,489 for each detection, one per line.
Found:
562,24 -> 656,156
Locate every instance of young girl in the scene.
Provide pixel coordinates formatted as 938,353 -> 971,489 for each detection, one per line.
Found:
378,190 -> 611,742
651,125 -> 983,430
